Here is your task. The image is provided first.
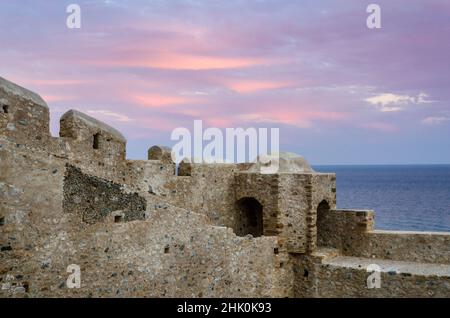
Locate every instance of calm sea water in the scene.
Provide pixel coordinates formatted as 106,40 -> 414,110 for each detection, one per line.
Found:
313,165 -> 450,232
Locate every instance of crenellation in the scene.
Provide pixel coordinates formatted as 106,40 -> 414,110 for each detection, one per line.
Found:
60,110 -> 127,166
148,145 -> 173,163
0,77 -> 50,148
0,77 -> 449,298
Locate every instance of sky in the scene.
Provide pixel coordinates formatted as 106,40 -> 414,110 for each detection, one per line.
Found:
1,0 -> 449,164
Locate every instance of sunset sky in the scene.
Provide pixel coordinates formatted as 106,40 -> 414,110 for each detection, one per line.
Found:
1,0 -> 449,164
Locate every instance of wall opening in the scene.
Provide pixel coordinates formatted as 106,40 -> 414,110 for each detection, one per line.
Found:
2,104 -> 8,113
316,200 -> 331,247
93,133 -> 100,149
234,197 -> 264,237
114,215 -> 123,223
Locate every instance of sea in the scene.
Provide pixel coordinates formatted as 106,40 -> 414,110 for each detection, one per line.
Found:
313,165 -> 450,232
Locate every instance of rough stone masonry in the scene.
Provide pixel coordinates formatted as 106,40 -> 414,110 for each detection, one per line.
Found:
0,76 -> 449,297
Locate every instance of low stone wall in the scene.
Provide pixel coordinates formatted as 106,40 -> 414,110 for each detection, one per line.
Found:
347,230 -> 450,264
0,137 -> 290,298
0,77 -> 50,148
317,209 -> 450,264
63,165 -> 147,224
317,209 -> 375,250
294,253 -> 450,298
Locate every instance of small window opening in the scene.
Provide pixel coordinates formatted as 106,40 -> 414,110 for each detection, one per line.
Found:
114,215 -> 123,223
164,246 -> 170,254
2,105 -> 8,113
93,133 -> 100,149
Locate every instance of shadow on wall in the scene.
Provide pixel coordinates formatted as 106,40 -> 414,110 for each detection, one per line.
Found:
234,197 -> 264,237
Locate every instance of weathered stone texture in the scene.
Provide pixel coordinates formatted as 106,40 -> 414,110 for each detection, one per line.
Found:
63,165 -> 147,224
0,77 -> 50,148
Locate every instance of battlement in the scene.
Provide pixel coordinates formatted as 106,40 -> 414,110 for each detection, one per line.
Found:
0,77 -> 48,109
59,109 -> 127,165
0,76 -> 50,146
60,109 -> 126,144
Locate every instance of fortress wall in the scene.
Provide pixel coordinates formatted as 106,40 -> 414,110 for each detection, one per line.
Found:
2,77 -> 449,298
158,163 -> 250,230
0,134 -> 289,298
185,164 -> 242,228
0,77 -> 130,184
55,208 -> 286,298
122,158 -> 173,189
1,101 -> 290,297
1,183 -> 288,297
123,153 -> 253,231
0,137 -> 72,296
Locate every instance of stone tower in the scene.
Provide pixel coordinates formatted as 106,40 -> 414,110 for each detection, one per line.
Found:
234,153 -> 336,253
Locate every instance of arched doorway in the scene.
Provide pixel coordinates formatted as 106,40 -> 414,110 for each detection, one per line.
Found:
316,200 -> 331,247
234,197 -> 263,237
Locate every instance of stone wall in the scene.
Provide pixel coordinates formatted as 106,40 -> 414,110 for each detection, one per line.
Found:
0,77 -> 50,148
1,76 -> 449,298
293,251 -> 450,298
344,229 -> 450,264
316,208 -> 450,264
0,77 -> 292,298
60,110 -> 126,164
63,165 -> 147,224
0,133 -> 289,298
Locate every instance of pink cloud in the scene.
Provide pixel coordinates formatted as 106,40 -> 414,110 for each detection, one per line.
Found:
41,95 -> 77,103
236,109 -> 349,128
222,79 -> 294,94
1,0 -> 449,163
87,53 -> 273,71
132,93 -> 201,108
